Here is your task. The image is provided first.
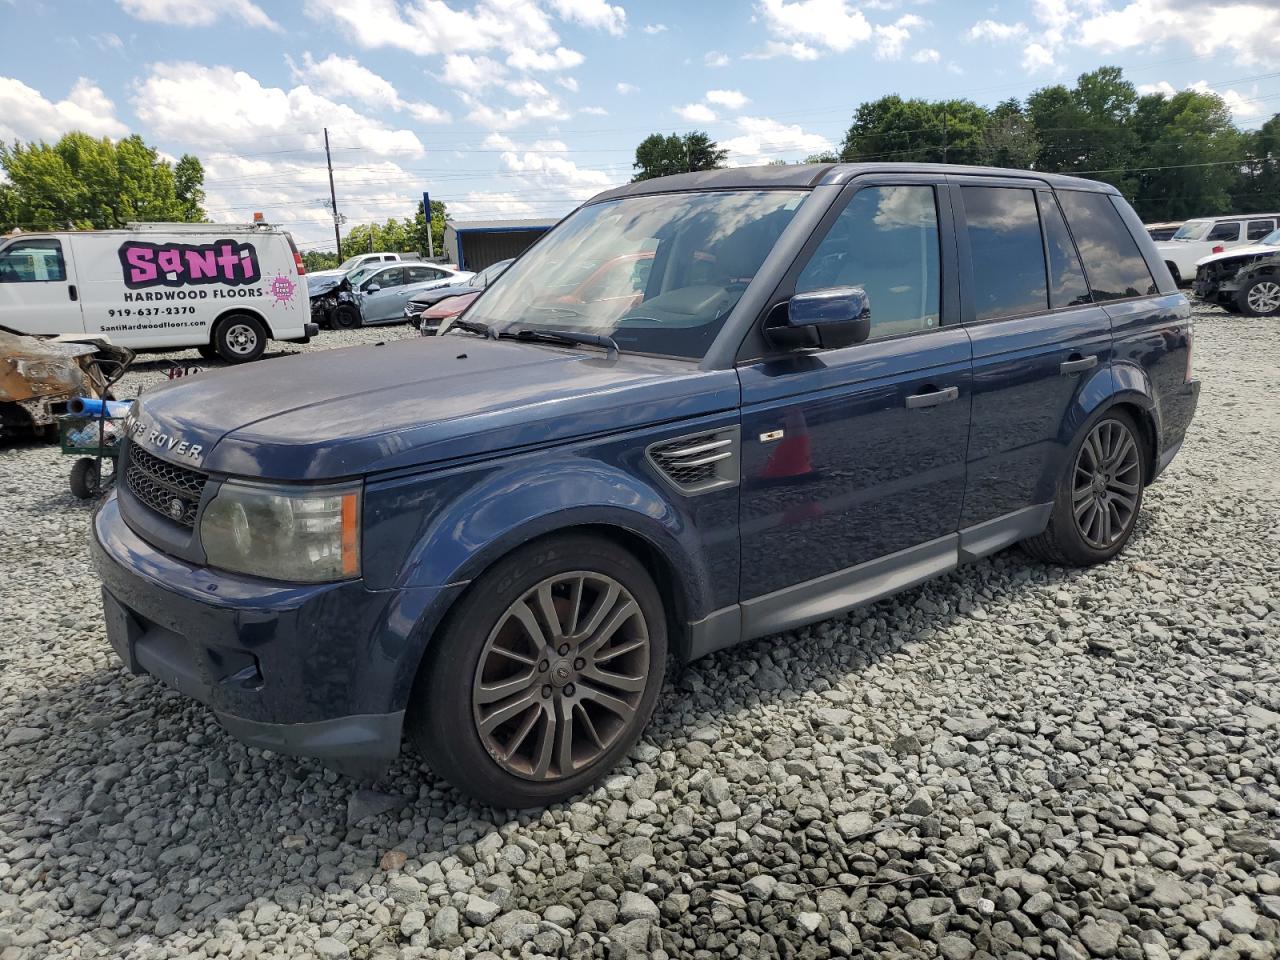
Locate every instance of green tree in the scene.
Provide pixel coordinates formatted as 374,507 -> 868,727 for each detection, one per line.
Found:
1028,66 -> 1138,193
632,131 -> 727,181
1233,114 -> 1280,215
301,250 -> 339,272
839,96 -> 988,165
0,132 -> 206,230
804,151 -> 839,163
342,199 -> 450,257
978,98 -> 1040,169
1127,88 -> 1241,220
410,198 -> 448,256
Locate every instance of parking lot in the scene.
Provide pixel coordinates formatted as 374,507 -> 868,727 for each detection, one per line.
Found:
0,303 -> 1277,959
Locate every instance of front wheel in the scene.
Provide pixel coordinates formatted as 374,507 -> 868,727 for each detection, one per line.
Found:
1237,277 -> 1280,317
410,535 -> 667,808
214,314 -> 268,363
1024,410 -> 1147,566
332,305 -> 361,329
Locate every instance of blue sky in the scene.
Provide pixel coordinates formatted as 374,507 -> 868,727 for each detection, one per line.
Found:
3,0 -> 1278,248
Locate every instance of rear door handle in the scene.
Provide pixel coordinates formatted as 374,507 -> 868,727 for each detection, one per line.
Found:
905,385 -> 959,409
1059,354 -> 1098,375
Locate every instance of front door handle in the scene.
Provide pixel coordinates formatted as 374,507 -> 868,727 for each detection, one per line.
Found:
68,284 -> 78,302
1059,354 -> 1098,375
905,385 -> 959,409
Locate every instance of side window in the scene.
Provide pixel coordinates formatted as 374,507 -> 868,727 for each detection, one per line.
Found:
1247,220 -> 1275,241
405,266 -> 433,283
1057,191 -> 1157,301
1040,193 -> 1091,309
1206,221 -> 1242,242
961,186 -> 1047,321
0,239 -> 67,282
795,184 -> 940,341
370,268 -> 403,289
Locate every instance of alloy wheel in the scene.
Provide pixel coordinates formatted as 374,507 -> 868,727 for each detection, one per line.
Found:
1071,419 -> 1141,549
1246,280 -> 1280,315
225,323 -> 259,355
472,572 -> 650,781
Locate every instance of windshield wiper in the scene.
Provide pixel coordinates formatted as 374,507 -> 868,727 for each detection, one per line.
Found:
508,327 -> 620,359
445,317 -> 496,339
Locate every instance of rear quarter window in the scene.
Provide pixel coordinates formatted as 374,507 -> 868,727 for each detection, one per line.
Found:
960,186 -> 1048,321
1057,191 -> 1157,302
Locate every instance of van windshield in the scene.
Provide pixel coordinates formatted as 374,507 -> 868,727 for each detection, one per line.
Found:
464,189 -> 808,360
1170,220 -> 1210,241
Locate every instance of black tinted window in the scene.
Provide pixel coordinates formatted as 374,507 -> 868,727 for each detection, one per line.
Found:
1206,221 -> 1241,242
1058,191 -> 1157,301
1040,193 -> 1091,308
1247,220 -> 1275,241
796,185 -> 940,341
962,186 -> 1047,321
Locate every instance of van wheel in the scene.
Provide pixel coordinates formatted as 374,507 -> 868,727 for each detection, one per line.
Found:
1237,277 -> 1280,317
214,314 -> 267,363
332,305 -> 361,329
1024,409 -> 1146,567
409,534 -> 667,808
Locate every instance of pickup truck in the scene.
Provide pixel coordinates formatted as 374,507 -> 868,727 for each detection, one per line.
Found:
92,163 -> 1198,807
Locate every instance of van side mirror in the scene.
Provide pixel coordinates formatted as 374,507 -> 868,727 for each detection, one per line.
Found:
768,286 -> 872,349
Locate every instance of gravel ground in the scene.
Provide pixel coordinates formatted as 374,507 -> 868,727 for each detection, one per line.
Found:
1,304 -> 1277,960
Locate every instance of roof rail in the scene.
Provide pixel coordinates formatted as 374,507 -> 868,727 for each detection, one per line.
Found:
123,222 -> 276,233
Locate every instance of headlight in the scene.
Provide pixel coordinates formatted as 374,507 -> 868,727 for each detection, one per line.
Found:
200,480 -> 360,582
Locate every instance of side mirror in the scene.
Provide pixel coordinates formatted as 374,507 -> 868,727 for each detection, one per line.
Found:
365,283 -> 381,293
772,286 -> 871,348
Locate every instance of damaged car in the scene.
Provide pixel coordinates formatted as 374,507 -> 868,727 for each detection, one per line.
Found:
1,327 -> 131,440
308,273 -> 362,329
1193,228 -> 1280,316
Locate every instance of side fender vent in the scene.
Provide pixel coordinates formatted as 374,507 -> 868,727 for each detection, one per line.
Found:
647,426 -> 740,494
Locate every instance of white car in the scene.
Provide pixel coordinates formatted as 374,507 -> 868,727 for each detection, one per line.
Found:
308,252 -> 420,281
0,222 -> 314,363
1155,214 -> 1280,285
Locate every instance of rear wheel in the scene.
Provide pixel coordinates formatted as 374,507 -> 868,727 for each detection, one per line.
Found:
213,314 -> 267,363
410,534 -> 667,808
1237,277 -> 1280,317
1024,409 -> 1146,566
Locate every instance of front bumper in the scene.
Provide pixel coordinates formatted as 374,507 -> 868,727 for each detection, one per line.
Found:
91,494 -> 461,776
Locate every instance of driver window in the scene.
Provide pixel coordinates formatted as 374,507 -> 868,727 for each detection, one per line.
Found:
1206,221 -> 1241,242
0,239 -> 67,282
370,268 -> 404,289
795,185 -> 940,341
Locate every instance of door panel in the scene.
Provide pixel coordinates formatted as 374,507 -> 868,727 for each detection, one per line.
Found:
0,237 -> 85,335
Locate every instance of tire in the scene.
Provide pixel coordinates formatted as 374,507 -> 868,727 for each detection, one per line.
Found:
1165,262 -> 1182,286
1236,276 -> 1280,317
332,305 -> 362,329
196,343 -> 219,360
410,534 -> 667,808
213,313 -> 268,363
69,457 -> 101,499
1023,408 -> 1147,567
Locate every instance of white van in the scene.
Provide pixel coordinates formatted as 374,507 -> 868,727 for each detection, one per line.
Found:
0,222 -> 317,363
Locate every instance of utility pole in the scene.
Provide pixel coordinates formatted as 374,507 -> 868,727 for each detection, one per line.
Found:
324,127 -> 342,260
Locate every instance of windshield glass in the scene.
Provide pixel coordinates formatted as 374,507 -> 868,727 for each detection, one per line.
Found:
346,265 -> 378,285
1259,228 -> 1280,246
1170,220 -> 1210,240
337,256 -> 368,272
467,190 -> 808,359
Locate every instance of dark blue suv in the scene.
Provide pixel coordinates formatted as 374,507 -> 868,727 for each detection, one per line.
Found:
92,164 -> 1199,807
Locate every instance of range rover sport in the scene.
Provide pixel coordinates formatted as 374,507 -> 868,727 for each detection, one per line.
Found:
92,163 -> 1199,808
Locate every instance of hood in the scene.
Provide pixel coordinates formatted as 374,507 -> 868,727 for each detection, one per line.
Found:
307,274 -> 347,297
129,337 -> 738,480
408,280 -> 469,305
1195,243 -> 1280,269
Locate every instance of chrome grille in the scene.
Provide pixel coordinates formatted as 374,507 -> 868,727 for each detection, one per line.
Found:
648,428 -> 739,494
125,444 -> 207,528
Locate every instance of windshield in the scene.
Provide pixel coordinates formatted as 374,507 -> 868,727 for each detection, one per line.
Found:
1170,220 -> 1210,241
337,256 -> 366,272
346,265 -> 379,285
466,190 -> 808,359
1259,228 -> 1280,246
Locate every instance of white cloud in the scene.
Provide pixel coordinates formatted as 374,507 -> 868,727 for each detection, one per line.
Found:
557,75 -> 579,92
911,48 -> 940,63
506,45 -> 585,71
1141,79 -> 1265,123
439,54 -> 507,90
0,76 -> 129,143
579,105 -> 609,115
94,32 -> 125,51
706,89 -> 749,110
1021,42 -> 1055,72
616,81 -> 637,95
967,19 -> 1026,42
757,0 -> 872,53
132,62 -> 425,158
873,13 -> 926,60
119,0 -> 278,29
290,52 -> 451,121
704,50 -> 731,67
457,89 -> 569,129
744,40 -> 820,61
721,116 -> 834,165
643,23 -> 667,34
675,103 -> 717,123
548,0 -> 626,35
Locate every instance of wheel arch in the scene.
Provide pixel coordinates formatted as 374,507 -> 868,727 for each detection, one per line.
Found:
1076,384 -> 1160,484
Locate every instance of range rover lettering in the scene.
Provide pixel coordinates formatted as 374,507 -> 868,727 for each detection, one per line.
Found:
92,164 -> 1199,807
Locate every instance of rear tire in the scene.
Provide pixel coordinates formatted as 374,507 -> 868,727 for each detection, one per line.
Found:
1023,409 -> 1147,567
1237,277 -> 1280,317
213,314 -> 267,363
409,534 -> 667,808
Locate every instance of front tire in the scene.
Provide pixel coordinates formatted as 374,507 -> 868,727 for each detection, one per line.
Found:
1024,409 -> 1147,566
1237,277 -> 1280,317
332,305 -> 361,329
410,534 -> 667,808
213,314 -> 267,363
